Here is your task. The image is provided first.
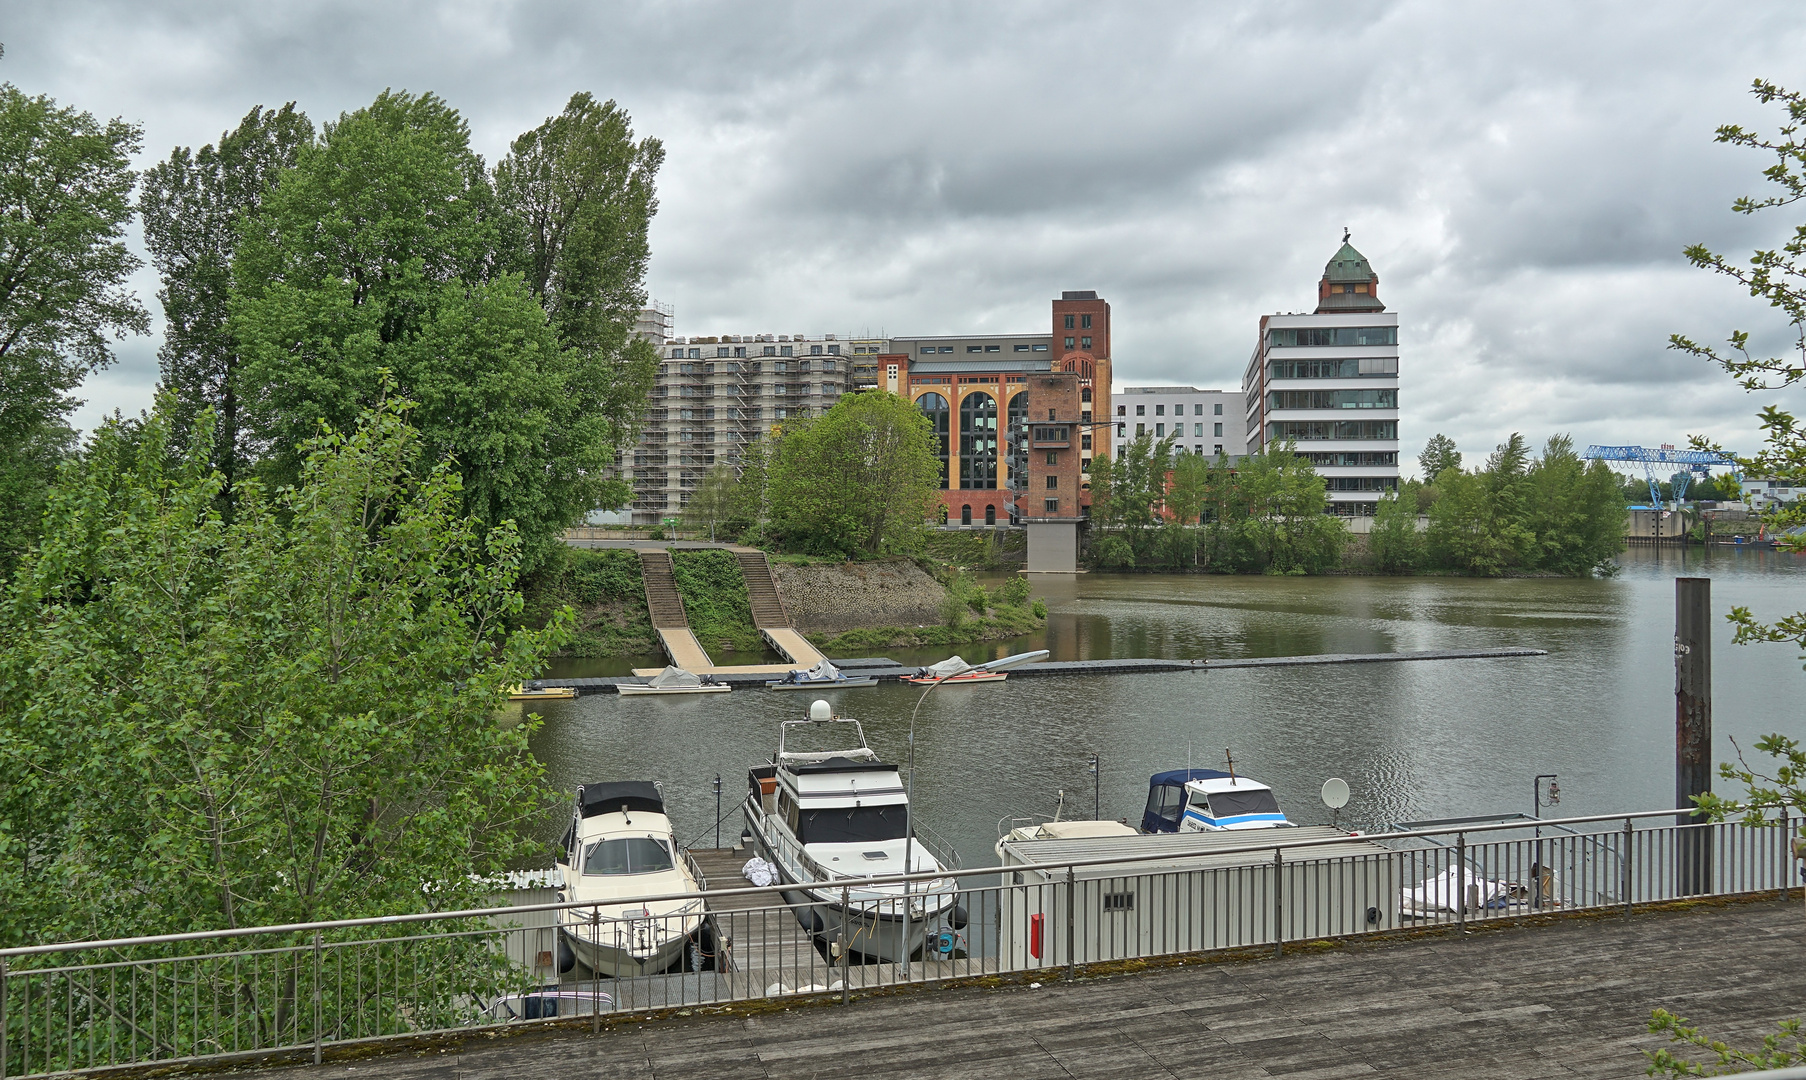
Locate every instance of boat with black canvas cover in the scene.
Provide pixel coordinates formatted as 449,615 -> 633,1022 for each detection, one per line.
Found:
553,781 -> 706,977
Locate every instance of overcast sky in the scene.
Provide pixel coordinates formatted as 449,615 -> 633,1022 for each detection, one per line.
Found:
8,1 -> 1806,477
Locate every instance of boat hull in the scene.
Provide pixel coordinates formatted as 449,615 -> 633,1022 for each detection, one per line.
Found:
899,671 -> 1006,685
556,915 -> 697,978
743,811 -> 952,963
616,684 -> 732,696
764,677 -> 880,690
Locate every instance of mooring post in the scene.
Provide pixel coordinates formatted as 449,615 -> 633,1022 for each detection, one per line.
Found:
1676,576 -> 1713,895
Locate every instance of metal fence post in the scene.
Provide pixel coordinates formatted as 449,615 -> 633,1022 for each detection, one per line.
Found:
1782,810 -> 1792,904
1064,866 -> 1076,981
2,954 -> 9,1080
1454,833 -> 1466,932
312,932 -> 323,1065
1272,847 -> 1284,958
1623,818 -> 1635,916
840,886 -> 850,1005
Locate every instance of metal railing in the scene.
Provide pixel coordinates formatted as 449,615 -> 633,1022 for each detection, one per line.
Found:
2,808 -> 1797,1077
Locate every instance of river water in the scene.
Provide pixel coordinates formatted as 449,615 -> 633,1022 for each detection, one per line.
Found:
529,548 -> 1806,872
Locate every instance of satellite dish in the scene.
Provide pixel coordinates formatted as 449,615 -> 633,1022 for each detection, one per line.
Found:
1321,778 -> 1351,810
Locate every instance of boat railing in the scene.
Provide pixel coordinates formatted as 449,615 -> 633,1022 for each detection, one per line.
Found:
911,817 -> 963,871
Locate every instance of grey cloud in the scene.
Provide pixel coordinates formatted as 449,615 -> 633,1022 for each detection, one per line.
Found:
7,0 -> 1806,466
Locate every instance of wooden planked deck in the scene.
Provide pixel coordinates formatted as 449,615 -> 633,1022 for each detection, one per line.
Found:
246,895 -> 1805,1079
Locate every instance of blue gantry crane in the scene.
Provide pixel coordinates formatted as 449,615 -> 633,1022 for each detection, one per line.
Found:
1582,445 -> 1739,510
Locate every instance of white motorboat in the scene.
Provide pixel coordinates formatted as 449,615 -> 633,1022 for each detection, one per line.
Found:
741,701 -> 964,962
1140,768 -> 1293,833
617,666 -> 731,696
553,781 -> 706,977
765,658 -> 879,691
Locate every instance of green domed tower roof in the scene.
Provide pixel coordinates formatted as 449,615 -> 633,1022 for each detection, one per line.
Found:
1315,233 -> 1385,313
1324,242 -> 1373,283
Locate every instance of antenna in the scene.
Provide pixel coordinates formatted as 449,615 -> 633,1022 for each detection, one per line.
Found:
1224,749 -> 1238,784
1342,226 -> 1350,243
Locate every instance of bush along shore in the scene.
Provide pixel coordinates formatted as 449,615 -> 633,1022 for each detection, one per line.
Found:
519,548 -> 1045,658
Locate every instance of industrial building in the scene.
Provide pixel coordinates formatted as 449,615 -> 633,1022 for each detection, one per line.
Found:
1112,386 -> 1244,460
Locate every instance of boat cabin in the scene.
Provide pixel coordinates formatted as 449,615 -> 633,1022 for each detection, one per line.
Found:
1142,769 -> 1291,833
561,781 -> 678,878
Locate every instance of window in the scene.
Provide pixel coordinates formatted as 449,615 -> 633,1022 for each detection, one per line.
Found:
797,804 -> 909,845
582,838 -> 675,876
968,345 -> 983,353
1155,423 -> 1164,436
798,360 -> 811,372
732,346 -> 745,358
780,346 -> 793,357
1214,444 -> 1223,455
715,346 -> 728,357
1080,336 -> 1091,349
958,391 -> 998,489
1081,434 -> 1091,450
1266,389 -> 1397,410
1045,450 -> 1058,465
1136,423 -> 1146,436
920,347 -> 936,355
829,344 -> 840,355
1047,409 -> 1056,421
1032,344 -> 1048,352
669,348 -> 682,358
1155,404 -> 1164,416
1064,336 -> 1075,348
1136,405 -> 1145,416
1266,420 -> 1398,441
985,504 -> 996,525
1194,423 -> 1203,437
1265,326 -> 1397,348
1267,357 -> 1398,379
1045,475 -> 1058,489
1081,314 -> 1092,329
1064,314 -> 1075,329
763,346 -> 777,356
1044,498 -> 1060,513
961,504 -> 972,525
1117,405 -> 1126,416
1116,423 -> 1125,436
1014,344 -> 1031,352
1213,423 -> 1223,437
1102,892 -> 1132,911
986,344 -> 1001,352
688,348 -> 702,359
1215,403 -> 1223,415
1081,387 -> 1092,402
823,359 -> 836,371
940,346 -> 955,354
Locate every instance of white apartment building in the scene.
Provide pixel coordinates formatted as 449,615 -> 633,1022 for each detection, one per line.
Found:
1112,386 -> 1243,459
1241,240 -> 1400,515
624,323 -> 879,523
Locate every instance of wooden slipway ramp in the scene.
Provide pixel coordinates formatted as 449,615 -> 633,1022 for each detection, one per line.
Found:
636,548 -> 713,672
734,549 -> 827,669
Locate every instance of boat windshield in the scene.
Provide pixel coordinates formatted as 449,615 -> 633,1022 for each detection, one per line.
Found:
798,804 -> 909,845
1206,788 -> 1282,818
582,837 -> 675,876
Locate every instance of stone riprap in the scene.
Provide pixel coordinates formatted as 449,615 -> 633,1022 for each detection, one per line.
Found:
770,558 -> 945,632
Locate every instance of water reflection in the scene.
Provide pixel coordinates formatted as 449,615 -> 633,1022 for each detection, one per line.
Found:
528,547 -> 1806,872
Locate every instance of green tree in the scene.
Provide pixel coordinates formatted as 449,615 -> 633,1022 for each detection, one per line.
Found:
494,92 -> 663,456
231,90 -> 658,572
1369,481 -> 1423,572
1419,433 -> 1462,479
765,391 -> 940,557
1523,434 -> 1625,575
1088,434 -> 1177,565
683,461 -> 741,541
1232,442 -> 1345,574
1426,434 -> 1537,575
140,103 -> 313,493
0,393 -> 567,947
0,82 -> 149,571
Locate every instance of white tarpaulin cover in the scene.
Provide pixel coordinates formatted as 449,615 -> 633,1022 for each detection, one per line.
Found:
1400,867 -> 1524,913
647,666 -> 703,688
742,857 -> 777,887
923,655 -> 970,679
794,659 -> 841,682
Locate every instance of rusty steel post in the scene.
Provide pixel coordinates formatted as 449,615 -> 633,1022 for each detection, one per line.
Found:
1676,577 -> 1713,895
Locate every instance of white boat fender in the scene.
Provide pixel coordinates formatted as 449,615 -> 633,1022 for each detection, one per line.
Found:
742,857 -> 777,888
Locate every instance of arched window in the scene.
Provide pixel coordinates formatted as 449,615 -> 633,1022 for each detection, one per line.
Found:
961,504 -> 972,525
985,504 -> 996,525
1006,391 -> 1029,489
959,391 -> 998,490
918,392 -> 950,490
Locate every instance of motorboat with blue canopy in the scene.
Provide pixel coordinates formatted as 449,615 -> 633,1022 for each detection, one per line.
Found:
1142,768 -> 1291,833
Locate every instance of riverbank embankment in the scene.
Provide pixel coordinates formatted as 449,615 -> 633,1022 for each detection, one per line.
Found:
523,546 -> 1043,658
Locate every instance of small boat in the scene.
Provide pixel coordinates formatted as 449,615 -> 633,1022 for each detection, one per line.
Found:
553,781 -> 706,977
1141,767 -> 1293,833
900,649 -> 1048,686
741,700 -> 964,962
509,682 -> 578,701
617,666 -> 731,696
766,658 -> 879,691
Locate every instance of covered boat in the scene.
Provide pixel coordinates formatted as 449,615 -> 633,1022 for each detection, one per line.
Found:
1142,768 -> 1292,833
741,701 -> 964,962
766,658 -> 879,691
900,655 -> 1007,685
617,666 -> 731,696
553,781 -> 705,976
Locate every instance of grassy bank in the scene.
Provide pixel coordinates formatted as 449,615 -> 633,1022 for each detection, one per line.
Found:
806,570 -> 1045,652
518,548 -> 657,657
669,550 -> 763,654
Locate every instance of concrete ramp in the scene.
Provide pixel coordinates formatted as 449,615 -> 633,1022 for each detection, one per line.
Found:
654,628 -> 713,672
